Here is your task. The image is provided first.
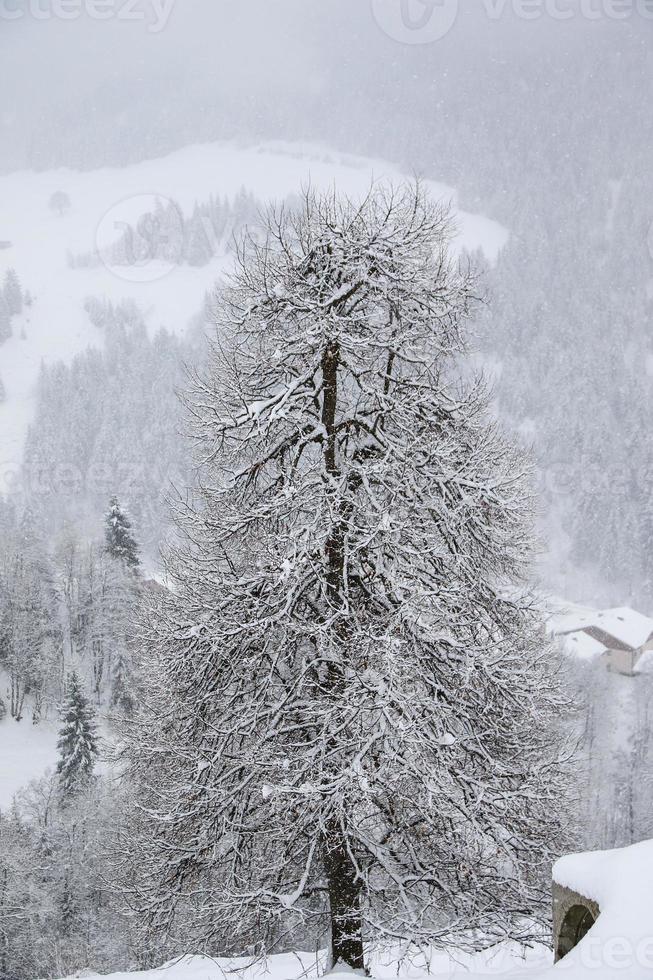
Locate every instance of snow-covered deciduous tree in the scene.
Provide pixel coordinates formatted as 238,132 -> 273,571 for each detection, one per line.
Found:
105,496 -> 140,570
0,772 -> 137,980
122,184 -> 570,971
57,671 -> 99,796
0,529 -> 60,723
75,542 -> 136,706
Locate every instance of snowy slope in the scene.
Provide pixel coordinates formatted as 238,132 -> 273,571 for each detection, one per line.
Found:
0,140 -> 508,495
0,715 -> 58,811
0,696 -> 115,813
0,670 -> 58,809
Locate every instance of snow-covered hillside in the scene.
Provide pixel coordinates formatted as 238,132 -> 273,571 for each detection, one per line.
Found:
0,141 -> 508,495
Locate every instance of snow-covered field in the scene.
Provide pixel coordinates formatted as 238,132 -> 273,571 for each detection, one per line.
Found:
49,943 -> 552,980
0,140 -> 508,494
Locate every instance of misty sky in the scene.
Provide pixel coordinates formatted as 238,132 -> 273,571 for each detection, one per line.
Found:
2,1 -> 649,177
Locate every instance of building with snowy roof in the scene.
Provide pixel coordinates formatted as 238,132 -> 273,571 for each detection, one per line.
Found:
550,605 -> 653,677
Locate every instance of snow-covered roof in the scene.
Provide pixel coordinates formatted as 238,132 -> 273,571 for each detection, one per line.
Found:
549,602 -> 653,658
556,630 -> 607,660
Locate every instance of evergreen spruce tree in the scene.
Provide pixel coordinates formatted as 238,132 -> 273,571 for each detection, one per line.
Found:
56,672 -> 99,795
3,269 -> 22,317
104,497 -> 140,569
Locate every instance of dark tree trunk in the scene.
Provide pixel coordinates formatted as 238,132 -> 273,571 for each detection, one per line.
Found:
323,820 -> 365,972
320,341 -> 366,972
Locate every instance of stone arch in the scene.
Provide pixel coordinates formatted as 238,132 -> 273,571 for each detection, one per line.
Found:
553,883 -> 600,962
556,903 -> 596,960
